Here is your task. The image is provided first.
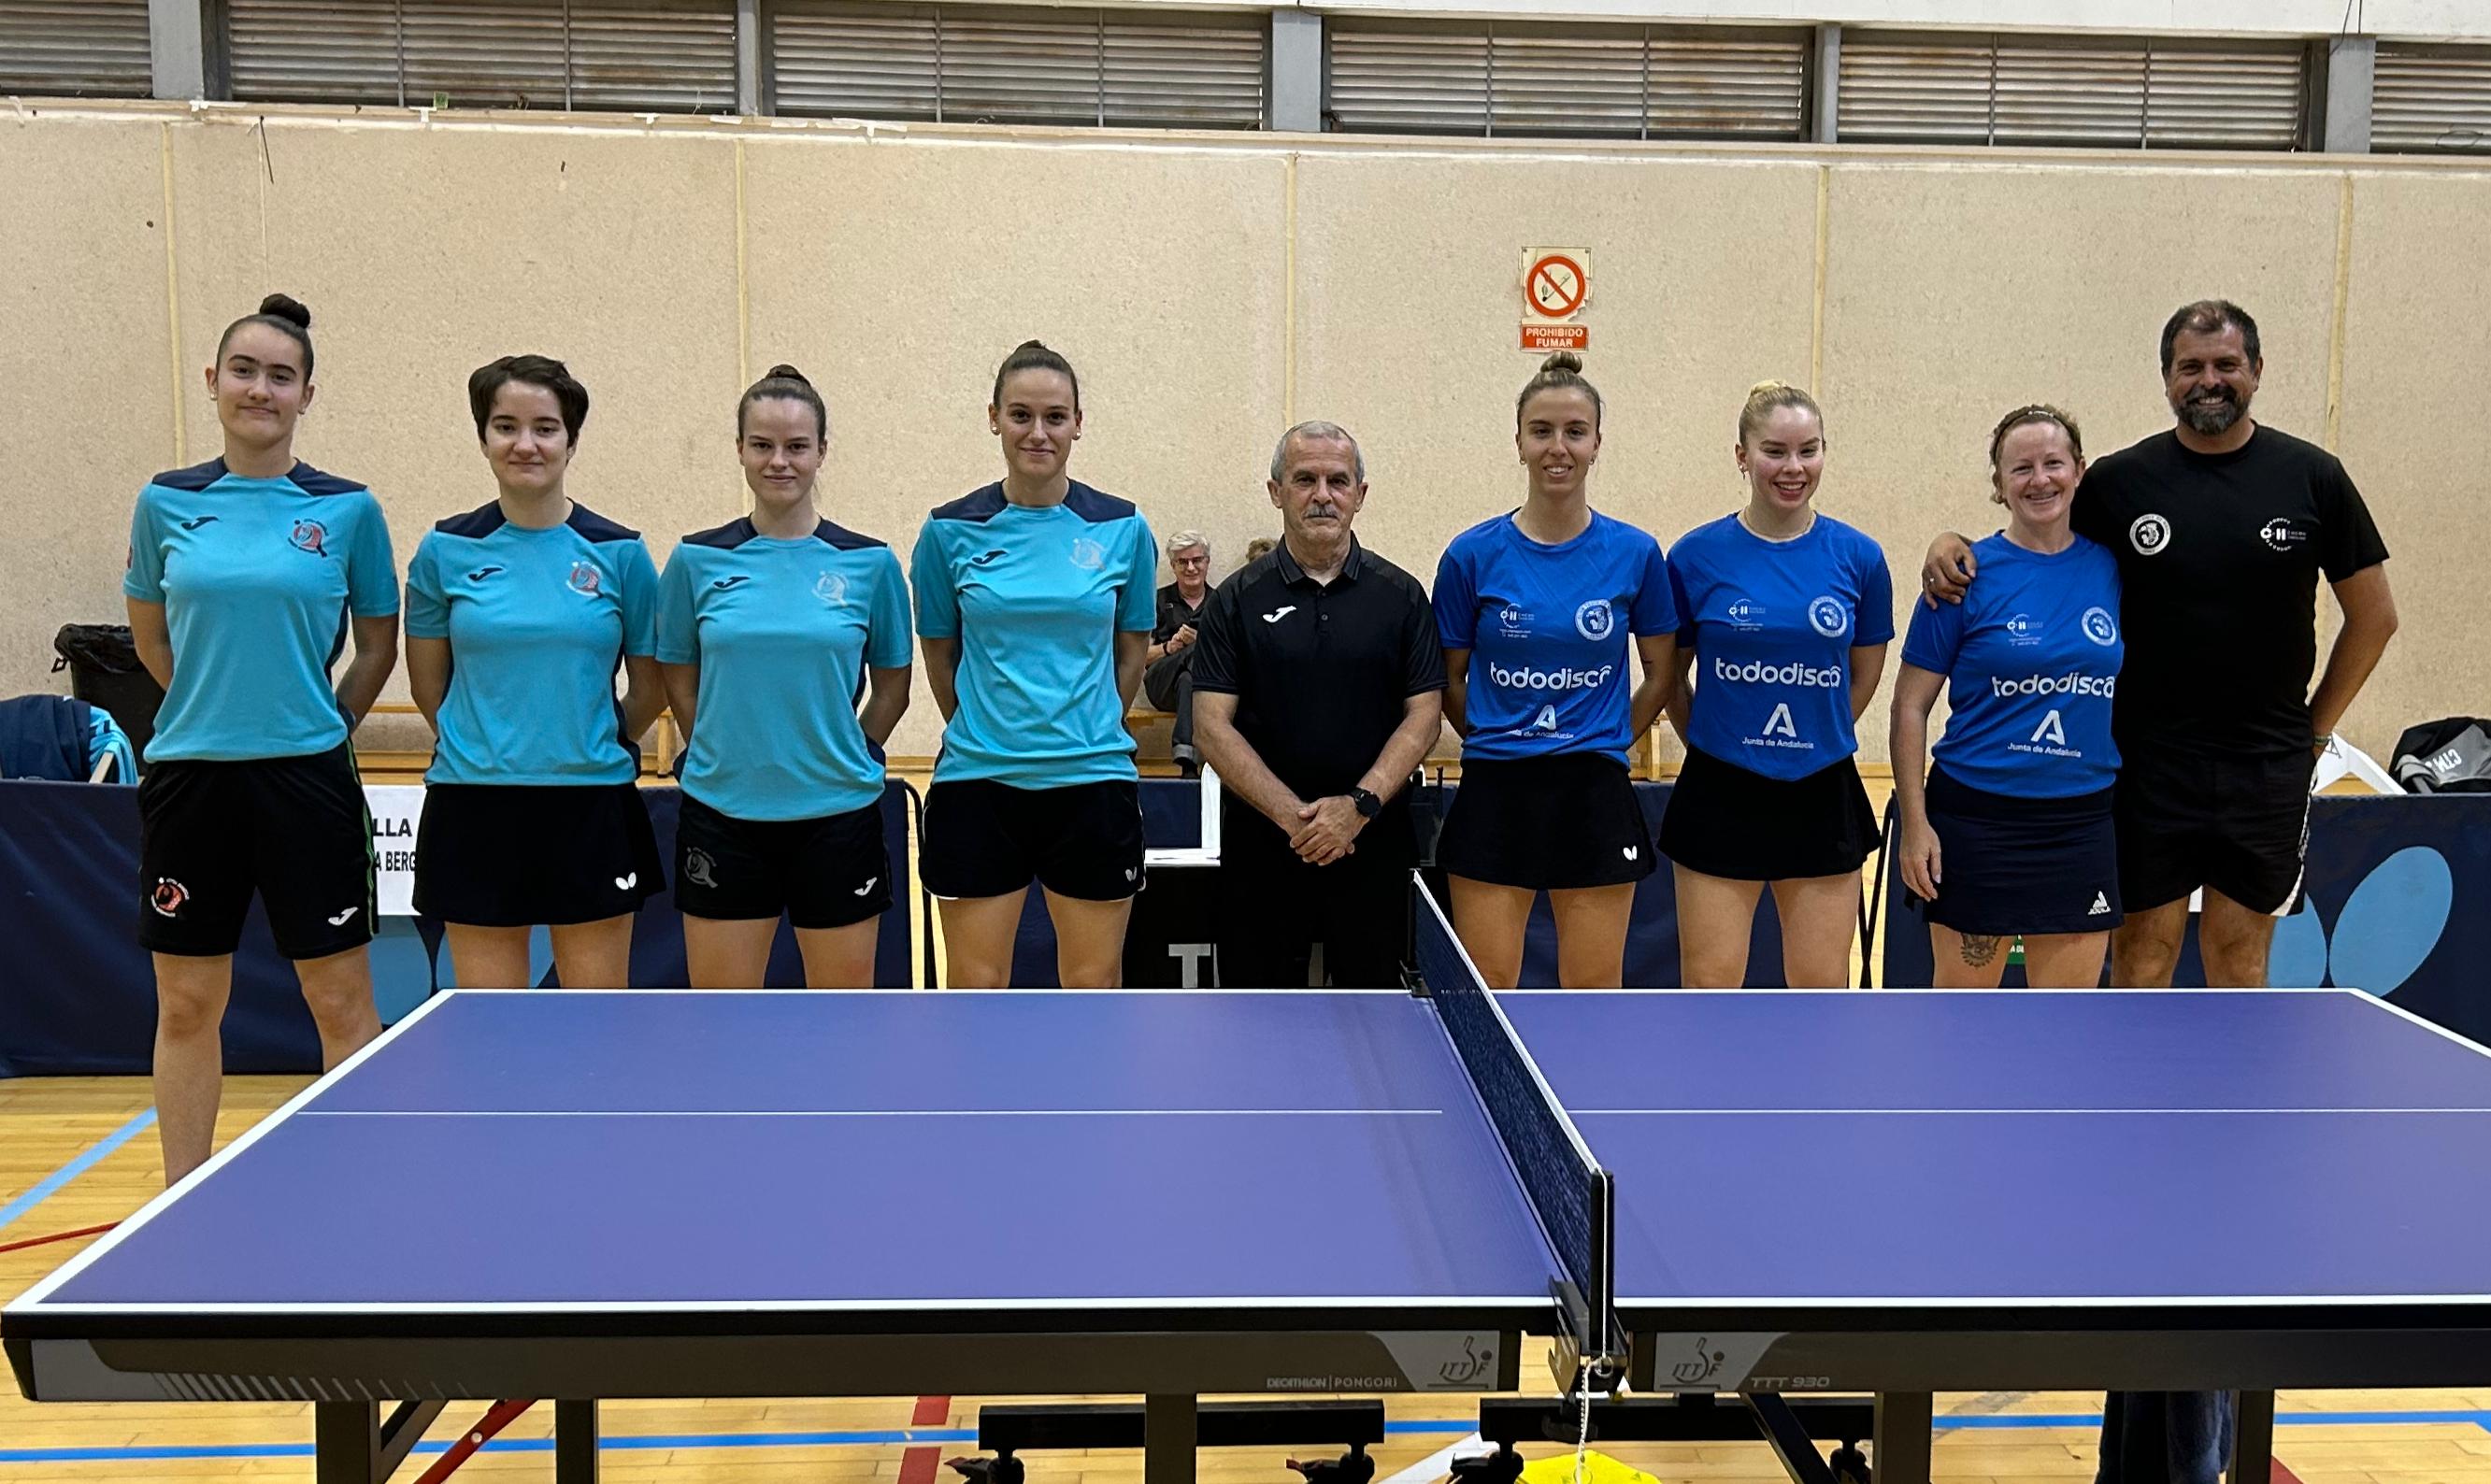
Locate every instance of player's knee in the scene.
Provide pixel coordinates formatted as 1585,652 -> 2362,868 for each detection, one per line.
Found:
295,970 -> 375,1031
153,982 -> 226,1040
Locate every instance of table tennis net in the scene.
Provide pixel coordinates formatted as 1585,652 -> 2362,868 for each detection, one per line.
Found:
1412,878 -> 1618,1360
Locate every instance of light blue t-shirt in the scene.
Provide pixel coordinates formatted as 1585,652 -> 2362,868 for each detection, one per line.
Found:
657,517 -> 912,821
1669,512 -> 1895,781
403,502 -> 659,788
910,482 -> 1157,789
1901,533 -> 2124,798
123,459 -> 400,763
1434,510 -> 1676,765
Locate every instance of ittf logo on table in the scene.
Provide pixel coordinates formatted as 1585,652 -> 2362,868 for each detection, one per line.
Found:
287,520 -> 329,557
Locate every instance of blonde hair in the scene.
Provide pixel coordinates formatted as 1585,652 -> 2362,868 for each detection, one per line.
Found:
1517,350 -> 1602,430
1738,379 -> 1824,446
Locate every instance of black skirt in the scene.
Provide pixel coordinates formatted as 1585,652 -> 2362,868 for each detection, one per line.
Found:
1657,745 -> 1878,882
1437,752 -> 1655,890
414,781 -> 664,926
1912,766 -> 2121,935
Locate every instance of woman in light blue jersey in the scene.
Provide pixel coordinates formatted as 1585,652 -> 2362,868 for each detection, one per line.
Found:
1436,352 -> 1676,989
1661,381 -> 1892,988
124,293 -> 401,1184
1891,405 -> 2123,988
657,365 -> 913,989
404,355 -> 666,992
911,340 -> 1156,989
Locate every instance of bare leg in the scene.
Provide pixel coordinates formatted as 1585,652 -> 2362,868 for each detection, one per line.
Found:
1929,924 -> 2011,989
444,923 -> 536,991
1045,890 -> 1134,989
1448,876 -> 1536,990
1674,865 -> 1764,988
1549,883 -> 1637,989
2112,897 -> 2192,988
683,914 -> 778,989
1772,872 -> 1861,988
152,951 -> 235,1186
548,914 -> 636,989
795,920 -> 881,989
2020,930 -> 2111,989
293,946 -> 380,1071
2198,890 -> 2282,987
938,892 -> 1028,988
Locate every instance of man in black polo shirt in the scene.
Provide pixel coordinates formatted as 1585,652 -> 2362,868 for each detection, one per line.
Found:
1192,421 -> 1447,988
1926,299 -> 2398,988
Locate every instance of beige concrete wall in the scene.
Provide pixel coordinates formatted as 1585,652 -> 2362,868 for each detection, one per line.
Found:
3,104 -> 2484,766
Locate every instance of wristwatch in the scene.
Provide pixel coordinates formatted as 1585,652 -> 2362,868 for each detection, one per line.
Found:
1349,788 -> 1383,820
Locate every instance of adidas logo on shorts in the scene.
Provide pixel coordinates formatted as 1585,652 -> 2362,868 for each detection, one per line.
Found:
2088,892 -> 2112,916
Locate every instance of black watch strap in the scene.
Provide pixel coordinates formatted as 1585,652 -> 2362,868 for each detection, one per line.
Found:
1350,788 -> 1383,820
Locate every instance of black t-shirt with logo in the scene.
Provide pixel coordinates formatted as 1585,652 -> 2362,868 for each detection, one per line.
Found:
2070,424 -> 2387,758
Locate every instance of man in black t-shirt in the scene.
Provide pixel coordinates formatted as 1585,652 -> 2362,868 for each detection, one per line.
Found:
1143,532 -> 1213,774
1191,421 -> 1447,988
1926,300 -> 2398,987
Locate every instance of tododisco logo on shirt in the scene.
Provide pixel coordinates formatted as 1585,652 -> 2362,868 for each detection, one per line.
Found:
1489,662 -> 1616,692
1711,657 -> 1842,689
1990,672 -> 2117,699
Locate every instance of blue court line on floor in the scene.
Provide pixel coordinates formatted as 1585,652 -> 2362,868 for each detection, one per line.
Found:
0,1107 -> 155,1234
4,1408 -> 2488,1465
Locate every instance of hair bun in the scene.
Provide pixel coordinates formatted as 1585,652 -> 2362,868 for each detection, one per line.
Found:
257,293 -> 311,329
1539,350 -> 1583,375
1013,338 -> 1050,353
763,363 -> 810,386
1746,378 -> 1789,398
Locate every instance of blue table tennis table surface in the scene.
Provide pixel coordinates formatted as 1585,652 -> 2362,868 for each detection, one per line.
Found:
22,986 -> 2491,1323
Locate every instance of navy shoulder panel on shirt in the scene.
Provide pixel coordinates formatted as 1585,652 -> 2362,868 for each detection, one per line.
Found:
149,459 -> 231,492
928,484 -> 1009,524
434,502 -> 508,539
1062,480 -> 1138,524
813,520 -> 887,551
290,463 -> 371,497
565,504 -> 642,544
681,517 -> 760,550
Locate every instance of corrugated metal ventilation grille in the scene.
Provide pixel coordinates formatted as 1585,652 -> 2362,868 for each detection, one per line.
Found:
1839,31 -> 2306,149
2373,41 -> 2491,153
0,1 -> 153,97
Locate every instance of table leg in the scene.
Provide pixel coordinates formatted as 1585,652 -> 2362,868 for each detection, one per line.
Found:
1872,1391 -> 1933,1484
1144,1393 -> 1199,1484
557,1399 -> 600,1483
2233,1391 -> 2276,1484
313,1401 -> 379,1484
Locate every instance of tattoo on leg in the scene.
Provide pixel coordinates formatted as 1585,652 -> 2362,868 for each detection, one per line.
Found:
1959,934 -> 2003,967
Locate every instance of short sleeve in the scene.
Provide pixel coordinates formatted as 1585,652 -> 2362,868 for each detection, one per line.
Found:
1403,582 -> 1450,696
654,547 -> 697,665
1432,542 -> 1479,651
345,496 -> 400,618
1853,538 -> 1896,646
619,539 -> 661,658
1190,580 -> 1244,695
910,523 -> 959,640
1668,547 -> 1698,649
866,549 -> 914,669
1117,521 -> 1159,633
2316,457 -> 2389,582
1898,588 -> 1964,676
123,490 -> 166,604
402,535 -> 450,640
1628,537 -> 1677,635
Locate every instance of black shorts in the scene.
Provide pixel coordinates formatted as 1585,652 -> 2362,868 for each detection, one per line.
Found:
2115,743 -> 2316,915
1911,767 -> 2121,936
922,778 -> 1143,902
413,782 -> 663,927
1438,753 -> 1654,890
1657,745 -> 1878,882
136,743 -> 375,960
675,792 -> 892,930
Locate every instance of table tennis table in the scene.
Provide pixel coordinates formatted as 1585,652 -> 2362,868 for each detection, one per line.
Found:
12,885 -> 2491,1484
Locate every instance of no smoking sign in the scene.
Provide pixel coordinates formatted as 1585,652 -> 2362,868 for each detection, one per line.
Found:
1520,247 -> 1591,352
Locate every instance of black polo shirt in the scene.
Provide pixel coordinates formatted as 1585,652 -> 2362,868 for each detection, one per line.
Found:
1192,536 -> 1447,803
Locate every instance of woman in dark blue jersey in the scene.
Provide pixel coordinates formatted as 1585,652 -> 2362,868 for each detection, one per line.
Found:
124,293 -> 400,1184
1891,405 -> 2123,987
1661,381 -> 1892,988
657,365 -> 913,989
1435,352 -> 1676,988
404,355 -> 666,992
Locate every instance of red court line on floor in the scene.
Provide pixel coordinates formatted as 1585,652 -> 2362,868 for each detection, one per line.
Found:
2272,1457 -> 2305,1484
915,1395 -> 952,1427
0,1221 -> 116,1256
900,1394 -> 952,1484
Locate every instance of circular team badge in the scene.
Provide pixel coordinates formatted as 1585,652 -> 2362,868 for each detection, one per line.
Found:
2128,513 -> 2172,556
2082,606 -> 2119,646
1574,599 -> 1615,641
1069,536 -> 1107,571
1806,595 -> 1849,638
815,570 -> 850,606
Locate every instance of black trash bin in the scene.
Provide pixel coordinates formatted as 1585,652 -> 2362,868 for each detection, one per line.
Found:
51,623 -> 164,770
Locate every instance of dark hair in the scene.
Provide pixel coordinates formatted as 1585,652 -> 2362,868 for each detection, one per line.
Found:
2159,299 -> 2261,374
990,339 -> 1080,413
467,354 -> 590,444
738,364 -> 828,441
1987,403 -> 2085,474
1516,350 -> 1602,431
216,293 -> 315,378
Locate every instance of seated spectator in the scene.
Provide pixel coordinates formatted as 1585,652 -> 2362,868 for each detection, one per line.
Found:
1145,531 -> 1214,775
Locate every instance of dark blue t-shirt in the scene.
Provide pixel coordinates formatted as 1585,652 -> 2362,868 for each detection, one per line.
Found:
1901,533 -> 2123,797
1434,511 -> 1675,765
1668,513 -> 1894,780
